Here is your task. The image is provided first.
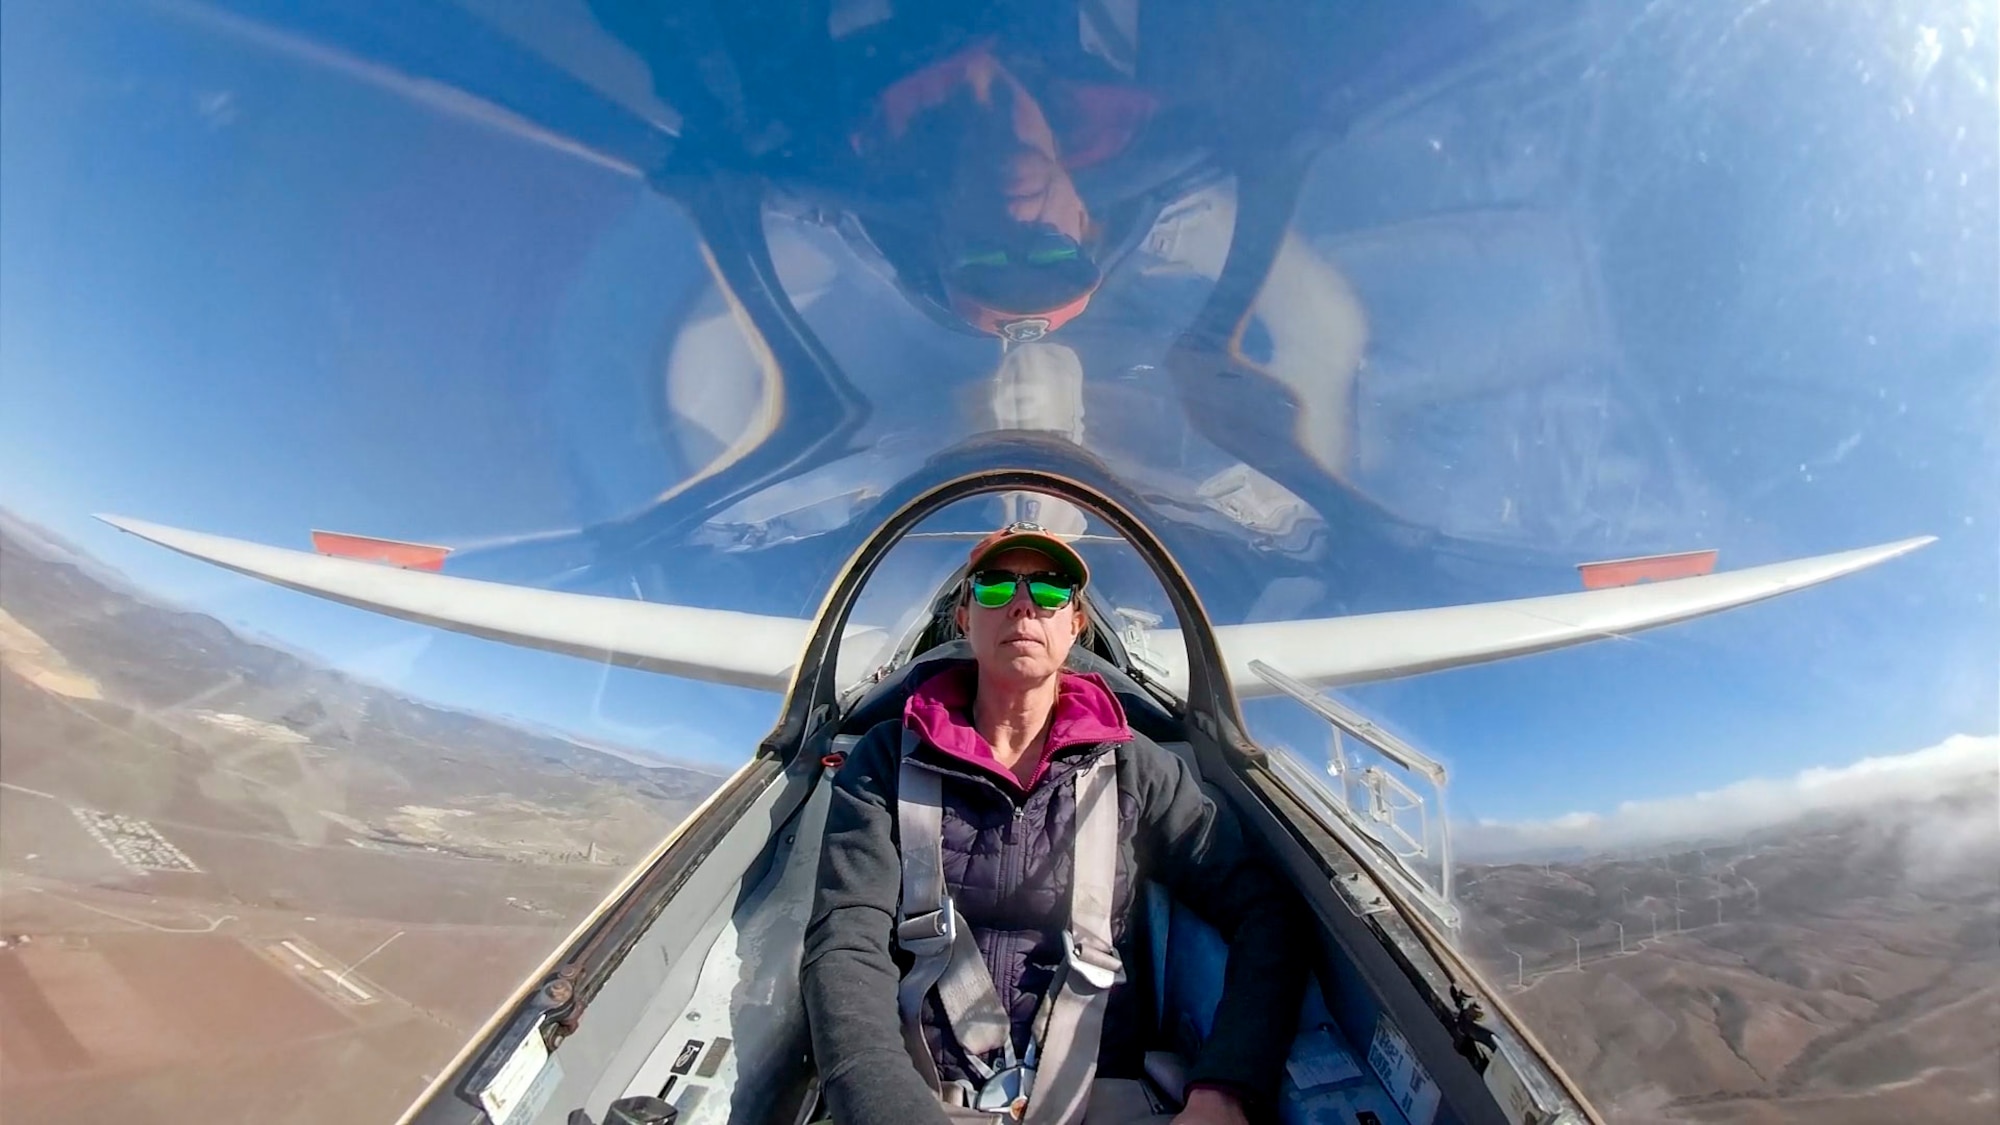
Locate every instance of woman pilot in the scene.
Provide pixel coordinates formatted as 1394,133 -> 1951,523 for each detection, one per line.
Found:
802,523 -> 1306,1125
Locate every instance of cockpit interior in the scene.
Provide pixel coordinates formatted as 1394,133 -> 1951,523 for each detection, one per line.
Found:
406,481 -> 1584,1125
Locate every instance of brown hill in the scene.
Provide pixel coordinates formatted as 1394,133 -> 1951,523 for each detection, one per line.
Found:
0,511 -> 734,1124
1459,793 -> 2000,1123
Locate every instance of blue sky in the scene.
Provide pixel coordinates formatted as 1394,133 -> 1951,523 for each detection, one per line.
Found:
2,0 -> 1993,827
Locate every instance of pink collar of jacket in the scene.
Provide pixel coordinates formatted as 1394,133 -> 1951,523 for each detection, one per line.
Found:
904,662 -> 1132,793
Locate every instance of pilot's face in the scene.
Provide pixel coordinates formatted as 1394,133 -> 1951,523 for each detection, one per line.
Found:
940,60 -> 1089,243
957,547 -> 1085,686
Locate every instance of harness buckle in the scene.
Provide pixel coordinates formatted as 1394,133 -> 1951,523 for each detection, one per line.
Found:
1062,929 -> 1124,991
973,1063 -> 1035,1118
896,896 -> 957,957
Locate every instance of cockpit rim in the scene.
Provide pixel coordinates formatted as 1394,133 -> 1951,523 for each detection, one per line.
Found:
765,466 -> 1246,763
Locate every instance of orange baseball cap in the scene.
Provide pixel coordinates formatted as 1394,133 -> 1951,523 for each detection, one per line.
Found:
946,285 -> 1097,342
966,521 -> 1090,588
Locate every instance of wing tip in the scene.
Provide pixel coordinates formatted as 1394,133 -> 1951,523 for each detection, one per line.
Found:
96,513 -> 208,555
95,512 -> 155,538
1833,534 -> 1936,573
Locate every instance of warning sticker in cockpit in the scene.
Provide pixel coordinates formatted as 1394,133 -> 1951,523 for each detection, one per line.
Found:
1366,1019 -> 1439,1125
696,1037 -> 733,1078
1285,1025 -> 1364,1091
478,1020 -> 554,1125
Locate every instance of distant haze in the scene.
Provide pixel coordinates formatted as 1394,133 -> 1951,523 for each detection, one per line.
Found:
1459,733 -> 1999,860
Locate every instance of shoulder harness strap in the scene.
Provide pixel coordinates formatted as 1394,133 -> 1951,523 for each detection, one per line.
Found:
1022,749 -> 1122,1125
895,732 -> 1127,1125
896,730 -> 1017,1090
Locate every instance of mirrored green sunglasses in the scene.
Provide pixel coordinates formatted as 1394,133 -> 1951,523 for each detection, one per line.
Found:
968,569 -> 1077,610
954,243 -> 1082,269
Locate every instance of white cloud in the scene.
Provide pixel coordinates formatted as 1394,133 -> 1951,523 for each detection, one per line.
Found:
1459,733 -> 2000,858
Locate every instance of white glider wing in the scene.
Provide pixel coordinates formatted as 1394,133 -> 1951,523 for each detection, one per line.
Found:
99,515 -> 827,692
1186,536 -> 1934,698
103,515 -> 1928,700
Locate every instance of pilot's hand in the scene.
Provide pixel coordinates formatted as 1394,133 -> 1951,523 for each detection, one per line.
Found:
1171,1086 -> 1248,1125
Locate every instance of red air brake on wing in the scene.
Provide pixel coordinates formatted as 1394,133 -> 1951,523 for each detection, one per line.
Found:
310,530 -> 453,572
1576,548 -> 1720,589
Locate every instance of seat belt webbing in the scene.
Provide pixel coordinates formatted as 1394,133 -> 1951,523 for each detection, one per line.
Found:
895,735 -> 953,1090
895,730 -> 1125,1125
897,733 -> 1019,1085
1023,753 -> 1121,1125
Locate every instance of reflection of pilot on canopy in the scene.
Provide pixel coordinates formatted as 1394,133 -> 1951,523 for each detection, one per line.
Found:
846,39 -> 1149,340
591,0 -> 1309,341
590,0 -> 1380,567
803,523 -> 1307,1125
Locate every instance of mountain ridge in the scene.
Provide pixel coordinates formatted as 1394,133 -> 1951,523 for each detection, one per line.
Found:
0,509 -> 731,784
1458,787 -> 2000,1123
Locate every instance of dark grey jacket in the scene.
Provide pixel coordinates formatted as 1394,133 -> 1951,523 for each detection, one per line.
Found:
801,714 -> 1307,1125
